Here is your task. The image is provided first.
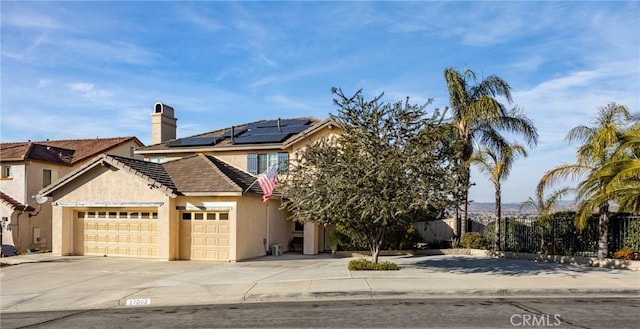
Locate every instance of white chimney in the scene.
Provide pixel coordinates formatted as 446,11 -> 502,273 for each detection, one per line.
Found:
151,102 -> 177,145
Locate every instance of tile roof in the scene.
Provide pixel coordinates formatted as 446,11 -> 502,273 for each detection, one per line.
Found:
163,154 -> 261,194
41,154 -> 263,198
137,117 -> 322,152
108,155 -> 178,193
0,137 -> 143,165
0,191 -> 35,212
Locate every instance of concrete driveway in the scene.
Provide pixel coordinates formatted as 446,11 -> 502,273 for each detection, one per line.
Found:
1,253 -> 639,313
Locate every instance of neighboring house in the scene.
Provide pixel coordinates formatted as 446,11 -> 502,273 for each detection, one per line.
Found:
0,137 -> 144,254
37,102 -> 339,261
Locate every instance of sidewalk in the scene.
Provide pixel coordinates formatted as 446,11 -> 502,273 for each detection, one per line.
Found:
1,253 -> 639,313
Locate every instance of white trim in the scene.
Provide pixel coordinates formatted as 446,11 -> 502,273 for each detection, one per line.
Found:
52,202 -> 164,207
181,192 -> 243,196
176,205 -> 234,211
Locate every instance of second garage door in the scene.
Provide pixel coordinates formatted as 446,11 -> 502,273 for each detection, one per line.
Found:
180,211 -> 230,261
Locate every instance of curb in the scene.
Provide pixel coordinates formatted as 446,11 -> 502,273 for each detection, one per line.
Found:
115,288 -> 640,309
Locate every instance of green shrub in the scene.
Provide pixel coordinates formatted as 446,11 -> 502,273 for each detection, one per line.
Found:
348,259 -> 400,271
460,232 -> 487,249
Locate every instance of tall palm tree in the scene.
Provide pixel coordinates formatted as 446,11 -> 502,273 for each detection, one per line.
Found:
443,67 -> 538,243
472,143 -> 528,250
538,103 -> 634,258
579,123 -> 640,215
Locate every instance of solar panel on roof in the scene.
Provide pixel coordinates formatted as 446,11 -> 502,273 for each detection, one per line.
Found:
252,118 -> 311,129
168,136 -> 220,147
219,127 -> 247,138
233,133 -> 291,144
281,118 -> 311,126
243,125 -> 308,135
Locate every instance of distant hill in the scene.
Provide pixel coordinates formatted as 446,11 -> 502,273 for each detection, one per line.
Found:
467,201 -> 577,215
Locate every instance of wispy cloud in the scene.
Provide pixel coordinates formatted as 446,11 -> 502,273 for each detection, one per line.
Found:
1,1 -> 638,203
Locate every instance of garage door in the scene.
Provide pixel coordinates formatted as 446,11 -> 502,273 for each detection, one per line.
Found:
74,210 -> 158,258
180,212 -> 230,261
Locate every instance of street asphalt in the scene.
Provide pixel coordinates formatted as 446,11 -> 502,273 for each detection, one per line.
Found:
1,252 -> 639,313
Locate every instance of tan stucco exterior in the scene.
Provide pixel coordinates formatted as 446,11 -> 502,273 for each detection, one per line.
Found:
45,159 -> 294,262
1,140 -> 142,254
136,123 -> 341,256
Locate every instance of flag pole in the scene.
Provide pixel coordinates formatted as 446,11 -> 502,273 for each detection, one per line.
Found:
244,176 -> 260,194
243,165 -> 276,194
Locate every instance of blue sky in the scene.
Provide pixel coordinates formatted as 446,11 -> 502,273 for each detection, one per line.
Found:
1,1 -> 639,203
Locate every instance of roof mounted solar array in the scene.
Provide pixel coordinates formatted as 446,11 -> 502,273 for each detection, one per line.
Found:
219,127 -> 248,138
250,118 -> 310,129
168,118 -> 313,147
167,136 -> 221,147
233,133 -> 291,144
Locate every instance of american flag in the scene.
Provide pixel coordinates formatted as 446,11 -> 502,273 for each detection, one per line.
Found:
257,166 -> 278,202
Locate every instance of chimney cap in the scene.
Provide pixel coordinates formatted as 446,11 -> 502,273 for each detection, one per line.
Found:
154,102 -> 174,115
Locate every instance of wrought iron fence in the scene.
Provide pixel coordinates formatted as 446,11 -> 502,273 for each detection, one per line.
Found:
479,212 -> 639,257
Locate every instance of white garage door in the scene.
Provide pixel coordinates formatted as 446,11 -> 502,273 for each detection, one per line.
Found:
74,210 -> 158,258
180,212 -> 230,261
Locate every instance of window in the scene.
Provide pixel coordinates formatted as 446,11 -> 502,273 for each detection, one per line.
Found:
182,213 -> 191,220
247,152 -> 289,174
219,213 -> 229,220
194,213 -> 204,220
1,166 -> 11,179
294,221 -> 304,232
43,169 -> 59,187
149,156 -> 166,164
206,213 -> 216,220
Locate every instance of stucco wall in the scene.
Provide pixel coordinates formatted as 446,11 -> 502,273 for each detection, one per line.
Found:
235,196 -> 269,260
174,196 -> 238,261
49,165 -> 173,258
0,162 -> 26,202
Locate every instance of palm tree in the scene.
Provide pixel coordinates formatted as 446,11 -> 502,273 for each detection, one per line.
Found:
579,123 -> 640,215
443,67 -> 538,243
538,103 -> 634,258
472,143 -> 528,250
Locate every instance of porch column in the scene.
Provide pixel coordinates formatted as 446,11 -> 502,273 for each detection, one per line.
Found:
303,222 -> 319,255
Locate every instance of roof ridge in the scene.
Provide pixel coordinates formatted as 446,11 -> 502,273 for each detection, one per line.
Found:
106,155 -> 178,195
199,154 -> 246,190
33,136 -> 137,143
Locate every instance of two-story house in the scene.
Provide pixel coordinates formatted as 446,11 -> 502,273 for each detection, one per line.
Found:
0,137 -> 144,254
37,103 -> 339,262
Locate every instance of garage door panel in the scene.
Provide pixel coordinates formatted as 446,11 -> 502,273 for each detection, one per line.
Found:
182,212 -> 230,262
75,210 -> 158,258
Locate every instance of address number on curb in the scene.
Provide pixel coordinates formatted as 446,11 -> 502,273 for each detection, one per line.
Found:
125,298 -> 151,306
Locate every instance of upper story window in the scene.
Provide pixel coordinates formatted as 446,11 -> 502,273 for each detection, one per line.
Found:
149,156 -> 166,164
1,166 -> 11,179
43,169 -> 59,188
247,152 -> 289,175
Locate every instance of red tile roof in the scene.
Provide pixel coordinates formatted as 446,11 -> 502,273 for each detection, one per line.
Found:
0,191 -> 35,212
0,137 -> 143,165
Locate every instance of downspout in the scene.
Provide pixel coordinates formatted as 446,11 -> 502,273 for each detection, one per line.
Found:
265,202 -> 270,255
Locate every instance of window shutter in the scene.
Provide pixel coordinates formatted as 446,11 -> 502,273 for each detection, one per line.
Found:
277,152 -> 289,174
247,153 -> 258,174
